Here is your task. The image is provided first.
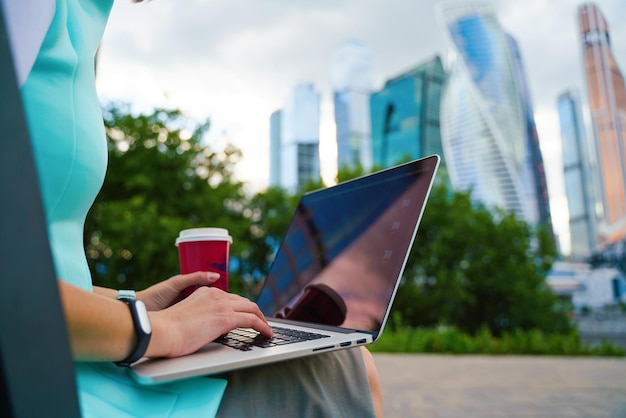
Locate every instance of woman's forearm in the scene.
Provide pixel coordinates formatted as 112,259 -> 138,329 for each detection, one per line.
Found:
92,285 -> 117,299
57,273 -> 273,361
58,280 -> 136,362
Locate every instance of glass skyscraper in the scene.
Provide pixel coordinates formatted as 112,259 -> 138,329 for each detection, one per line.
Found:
369,56 -> 446,169
438,3 -> 544,225
578,3 -> 626,247
332,39 -> 374,171
507,34 -> 553,229
278,83 -> 321,192
558,90 -> 597,257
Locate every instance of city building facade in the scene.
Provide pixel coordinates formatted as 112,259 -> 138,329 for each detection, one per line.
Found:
278,83 -> 321,192
269,109 -> 281,187
508,34 -> 553,229
370,56 -> 446,169
547,261 -> 626,311
578,3 -> 626,247
332,39 -> 374,172
558,90 -> 598,257
437,3 -> 544,224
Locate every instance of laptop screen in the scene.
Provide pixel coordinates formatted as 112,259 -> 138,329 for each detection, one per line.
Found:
256,155 -> 439,335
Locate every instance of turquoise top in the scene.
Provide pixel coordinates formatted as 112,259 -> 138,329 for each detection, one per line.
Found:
19,1 -> 226,416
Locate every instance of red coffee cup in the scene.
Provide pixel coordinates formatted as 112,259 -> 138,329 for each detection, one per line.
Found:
176,228 -> 232,296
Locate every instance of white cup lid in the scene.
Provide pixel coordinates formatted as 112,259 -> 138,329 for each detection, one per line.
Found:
175,227 -> 233,246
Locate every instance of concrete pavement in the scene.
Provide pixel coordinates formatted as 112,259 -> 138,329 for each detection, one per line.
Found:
373,354 -> 626,417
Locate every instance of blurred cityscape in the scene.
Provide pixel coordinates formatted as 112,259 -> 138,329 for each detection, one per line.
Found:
268,2 -> 626,328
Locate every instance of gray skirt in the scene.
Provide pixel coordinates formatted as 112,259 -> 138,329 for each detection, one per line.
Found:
215,348 -> 376,418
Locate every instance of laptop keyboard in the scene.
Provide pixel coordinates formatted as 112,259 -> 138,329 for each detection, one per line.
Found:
215,326 -> 331,351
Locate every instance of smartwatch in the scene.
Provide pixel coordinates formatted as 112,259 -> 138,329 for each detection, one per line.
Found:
114,290 -> 152,367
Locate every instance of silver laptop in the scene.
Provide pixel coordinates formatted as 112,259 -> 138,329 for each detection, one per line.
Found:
129,155 -> 440,384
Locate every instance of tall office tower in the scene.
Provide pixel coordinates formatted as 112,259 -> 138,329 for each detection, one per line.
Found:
558,90 -> 598,256
280,83 -> 321,192
578,3 -> 626,246
332,39 -> 374,171
269,109 -> 282,187
370,56 -> 446,169
437,3 -> 539,223
507,34 -> 553,229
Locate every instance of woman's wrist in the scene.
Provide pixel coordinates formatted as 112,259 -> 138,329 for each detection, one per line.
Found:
134,289 -> 154,309
59,281 -> 140,362
144,311 -> 172,359
93,286 -> 118,299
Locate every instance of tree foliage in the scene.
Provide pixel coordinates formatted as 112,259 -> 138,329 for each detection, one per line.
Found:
86,104 -> 568,336
395,180 -> 568,335
231,186 -> 294,296
86,104 -> 248,291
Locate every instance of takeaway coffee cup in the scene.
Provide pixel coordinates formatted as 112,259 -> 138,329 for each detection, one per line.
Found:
176,228 -> 233,295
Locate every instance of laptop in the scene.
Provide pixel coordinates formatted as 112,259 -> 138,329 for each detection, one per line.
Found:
129,154 -> 440,384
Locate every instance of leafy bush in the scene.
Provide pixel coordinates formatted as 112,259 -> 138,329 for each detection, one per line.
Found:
369,325 -> 626,357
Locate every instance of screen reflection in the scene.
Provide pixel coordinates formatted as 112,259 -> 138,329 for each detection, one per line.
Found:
256,156 -> 439,334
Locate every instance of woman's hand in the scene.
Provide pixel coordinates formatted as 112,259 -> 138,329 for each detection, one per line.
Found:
137,271 -> 220,311
146,286 -> 274,358
136,271 -> 274,359
61,277 -> 273,362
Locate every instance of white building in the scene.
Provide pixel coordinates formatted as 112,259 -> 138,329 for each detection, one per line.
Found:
437,3 -> 542,224
279,83 -> 321,192
269,109 -> 282,187
547,261 -> 626,310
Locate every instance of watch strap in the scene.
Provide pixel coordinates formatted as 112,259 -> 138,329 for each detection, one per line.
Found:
114,296 -> 152,367
117,289 -> 136,300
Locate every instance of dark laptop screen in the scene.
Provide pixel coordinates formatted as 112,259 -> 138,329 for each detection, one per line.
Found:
256,155 -> 439,335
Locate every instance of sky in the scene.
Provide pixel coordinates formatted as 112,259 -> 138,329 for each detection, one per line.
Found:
96,0 -> 626,253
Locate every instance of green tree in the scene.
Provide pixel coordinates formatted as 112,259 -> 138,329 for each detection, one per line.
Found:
302,167 -> 565,336
233,175 -> 331,297
85,104 -> 248,291
86,104 -> 566,337
395,180 -> 568,335
233,186 -> 295,297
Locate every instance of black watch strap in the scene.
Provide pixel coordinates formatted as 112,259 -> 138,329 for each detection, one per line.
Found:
114,293 -> 152,367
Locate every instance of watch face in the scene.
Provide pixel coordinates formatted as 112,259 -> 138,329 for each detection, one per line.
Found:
135,300 -> 152,334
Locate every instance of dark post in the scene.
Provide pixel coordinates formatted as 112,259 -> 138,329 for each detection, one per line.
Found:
0,5 -> 81,417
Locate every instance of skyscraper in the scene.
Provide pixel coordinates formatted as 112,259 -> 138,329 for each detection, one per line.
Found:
370,56 -> 446,169
558,90 -> 597,257
269,109 -> 281,187
578,3 -> 626,247
332,39 -> 374,171
437,3 -> 544,224
507,34 -> 553,229
279,83 -> 321,192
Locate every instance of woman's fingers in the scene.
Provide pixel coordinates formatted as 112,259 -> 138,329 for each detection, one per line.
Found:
196,288 -> 273,337
149,287 -> 273,358
140,271 -> 220,310
171,271 -> 221,291
222,300 -> 273,338
234,312 -> 274,339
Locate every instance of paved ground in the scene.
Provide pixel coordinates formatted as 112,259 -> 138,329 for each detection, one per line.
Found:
373,354 -> 626,418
